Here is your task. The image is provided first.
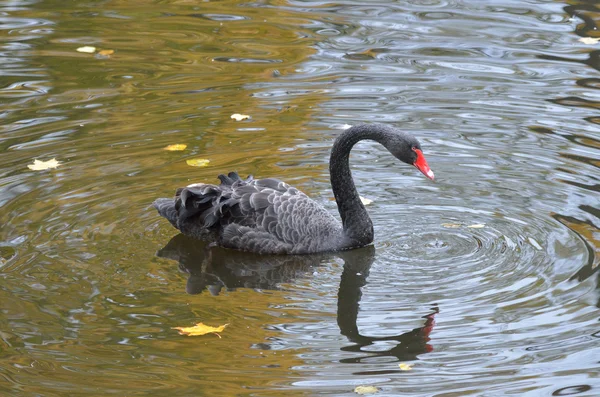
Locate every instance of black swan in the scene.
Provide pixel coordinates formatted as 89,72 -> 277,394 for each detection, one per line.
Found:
153,123 -> 434,255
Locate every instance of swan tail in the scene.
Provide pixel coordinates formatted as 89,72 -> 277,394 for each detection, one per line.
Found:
175,184 -> 223,227
156,173 -> 282,241
153,198 -> 179,227
171,173 -> 253,229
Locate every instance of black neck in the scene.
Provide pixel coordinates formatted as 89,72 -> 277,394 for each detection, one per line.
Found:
329,124 -> 397,246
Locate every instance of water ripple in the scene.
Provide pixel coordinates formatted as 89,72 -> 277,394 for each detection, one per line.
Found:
0,0 -> 598,396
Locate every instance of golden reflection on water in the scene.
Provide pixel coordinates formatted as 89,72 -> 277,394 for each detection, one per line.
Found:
0,1 -> 334,395
5,287 -> 311,396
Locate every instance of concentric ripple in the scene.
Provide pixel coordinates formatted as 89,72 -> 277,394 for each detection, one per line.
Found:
372,202 -> 575,303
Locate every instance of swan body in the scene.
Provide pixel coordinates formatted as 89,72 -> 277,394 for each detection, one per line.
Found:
154,123 -> 434,255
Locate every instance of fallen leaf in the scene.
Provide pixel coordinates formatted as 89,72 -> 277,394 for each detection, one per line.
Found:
398,363 -> 413,371
172,322 -> 228,337
441,223 -> 462,228
98,49 -> 114,56
76,46 -> 96,53
27,158 -> 61,171
467,224 -> 486,229
186,158 -> 210,167
579,37 -> 600,45
164,144 -> 187,151
231,113 -> 250,121
354,385 -> 380,395
360,196 -> 373,205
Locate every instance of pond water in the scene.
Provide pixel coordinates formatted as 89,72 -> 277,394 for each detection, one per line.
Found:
1,0 -> 599,395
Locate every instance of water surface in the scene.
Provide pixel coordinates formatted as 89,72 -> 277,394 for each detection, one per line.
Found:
0,0 -> 599,396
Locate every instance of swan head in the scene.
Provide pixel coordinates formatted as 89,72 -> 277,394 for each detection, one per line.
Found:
387,133 -> 435,181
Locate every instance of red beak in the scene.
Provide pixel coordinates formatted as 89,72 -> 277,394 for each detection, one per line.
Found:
413,148 -> 435,180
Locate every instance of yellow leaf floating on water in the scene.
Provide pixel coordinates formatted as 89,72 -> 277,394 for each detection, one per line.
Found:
398,363 -> 413,371
467,224 -> 486,229
98,49 -> 114,56
230,113 -> 250,121
27,158 -> 61,171
172,322 -> 228,337
186,158 -> 210,167
76,46 -> 96,53
354,385 -> 380,395
164,144 -> 187,151
360,196 -> 373,206
579,37 -> 600,45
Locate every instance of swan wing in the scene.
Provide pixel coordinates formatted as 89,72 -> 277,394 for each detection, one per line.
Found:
223,182 -> 342,253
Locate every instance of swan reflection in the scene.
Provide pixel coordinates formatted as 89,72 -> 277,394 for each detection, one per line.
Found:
157,234 -> 437,363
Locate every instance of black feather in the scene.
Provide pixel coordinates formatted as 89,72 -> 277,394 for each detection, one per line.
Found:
154,174 -> 342,254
